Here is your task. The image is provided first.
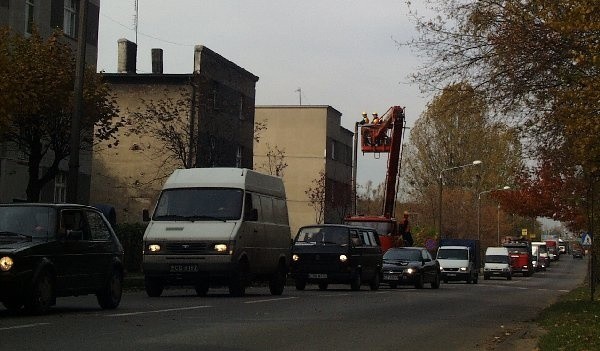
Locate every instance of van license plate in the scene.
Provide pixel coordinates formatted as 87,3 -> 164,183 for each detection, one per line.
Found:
170,264 -> 199,273
308,273 -> 327,279
383,274 -> 398,280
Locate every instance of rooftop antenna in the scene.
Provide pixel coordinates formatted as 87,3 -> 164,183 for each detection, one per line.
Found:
133,0 -> 139,44
295,88 -> 302,105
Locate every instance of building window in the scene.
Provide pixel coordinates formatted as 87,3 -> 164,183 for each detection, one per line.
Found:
25,0 -> 35,34
330,140 -> 336,160
54,172 -> 67,203
63,0 -> 77,37
239,95 -> 245,120
236,146 -> 242,168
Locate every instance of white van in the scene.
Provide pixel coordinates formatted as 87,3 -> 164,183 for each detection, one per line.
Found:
142,168 -> 291,297
483,247 -> 512,280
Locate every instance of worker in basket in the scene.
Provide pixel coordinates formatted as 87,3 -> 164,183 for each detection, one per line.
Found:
359,112 -> 370,125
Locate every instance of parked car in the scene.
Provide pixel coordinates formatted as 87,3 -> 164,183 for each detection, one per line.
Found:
0,204 -> 124,314
381,247 -> 440,289
572,248 -> 584,259
290,224 -> 382,291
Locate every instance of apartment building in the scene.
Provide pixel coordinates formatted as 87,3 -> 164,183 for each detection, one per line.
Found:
91,41 -> 259,223
254,106 -> 353,236
0,0 -> 100,203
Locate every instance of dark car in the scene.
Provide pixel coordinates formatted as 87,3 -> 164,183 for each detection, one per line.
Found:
290,224 -> 383,291
0,204 -> 124,314
572,248 -> 584,259
381,247 -> 441,289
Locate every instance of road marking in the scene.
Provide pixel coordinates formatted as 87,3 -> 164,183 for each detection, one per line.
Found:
105,305 -> 211,317
244,296 -> 298,304
0,323 -> 50,331
319,293 -> 351,297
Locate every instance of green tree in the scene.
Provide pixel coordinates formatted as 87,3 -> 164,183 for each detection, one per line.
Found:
405,0 -> 599,227
402,83 -> 523,239
0,28 -> 120,201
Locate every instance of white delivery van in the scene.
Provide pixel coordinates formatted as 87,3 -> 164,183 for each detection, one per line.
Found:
142,168 -> 291,297
483,247 -> 512,280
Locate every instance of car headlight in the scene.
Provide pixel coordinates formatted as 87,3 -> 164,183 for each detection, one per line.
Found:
292,254 -> 300,262
148,244 -> 161,253
214,244 -> 228,252
339,254 -> 348,262
0,256 -> 13,272
406,268 -> 414,274
439,266 -> 443,271
459,267 -> 467,272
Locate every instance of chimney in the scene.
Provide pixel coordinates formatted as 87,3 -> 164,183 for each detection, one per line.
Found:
117,39 -> 137,73
151,48 -> 163,74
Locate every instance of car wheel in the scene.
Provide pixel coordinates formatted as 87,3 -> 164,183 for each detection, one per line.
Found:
350,271 -> 362,291
473,274 -> 478,284
369,273 -> 381,291
229,263 -> 248,297
389,283 -> 398,289
415,274 -> 424,289
195,280 -> 209,296
25,270 -> 54,315
318,282 -> 328,291
269,264 -> 286,296
2,298 -> 23,313
431,273 -> 440,289
97,268 -> 123,309
295,279 -> 306,291
144,276 -> 164,297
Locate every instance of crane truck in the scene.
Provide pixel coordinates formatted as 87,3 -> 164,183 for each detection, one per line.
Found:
343,106 -> 407,252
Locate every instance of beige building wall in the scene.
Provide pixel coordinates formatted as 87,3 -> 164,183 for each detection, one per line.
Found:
254,106 -> 353,237
91,79 -> 190,223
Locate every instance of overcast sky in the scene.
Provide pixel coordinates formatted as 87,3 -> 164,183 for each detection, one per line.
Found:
97,0 -> 430,187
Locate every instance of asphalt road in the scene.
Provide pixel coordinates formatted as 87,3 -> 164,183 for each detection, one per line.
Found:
0,255 -> 587,351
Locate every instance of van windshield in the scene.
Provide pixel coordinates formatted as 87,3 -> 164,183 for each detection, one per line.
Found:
486,255 -> 508,264
294,227 -> 349,246
437,248 -> 468,260
153,188 -> 243,221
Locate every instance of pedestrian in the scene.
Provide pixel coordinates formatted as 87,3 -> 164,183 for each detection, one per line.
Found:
371,112 -> 380,124
359,112 -> 369,125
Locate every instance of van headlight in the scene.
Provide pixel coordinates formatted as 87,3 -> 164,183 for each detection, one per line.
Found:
214,244 -> 228,252
0,256 -> 13,272
148,244 -> 161,253
292,254 -> 300,262
339,254 -> 348,262
459,267 -> 467,272
406,268 -> 414,274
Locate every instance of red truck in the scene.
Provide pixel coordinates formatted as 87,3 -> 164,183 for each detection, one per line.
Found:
344,106 -> 407,252
545,239 -> 559,261
503,240 -> 534,277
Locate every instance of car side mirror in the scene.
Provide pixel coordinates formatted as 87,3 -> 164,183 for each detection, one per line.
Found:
142,209 -> 151,222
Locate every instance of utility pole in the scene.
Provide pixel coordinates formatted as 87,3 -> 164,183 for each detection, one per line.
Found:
67,0 -> 88,203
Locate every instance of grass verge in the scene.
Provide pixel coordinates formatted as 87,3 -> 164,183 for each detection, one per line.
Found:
537,285 -> 600,350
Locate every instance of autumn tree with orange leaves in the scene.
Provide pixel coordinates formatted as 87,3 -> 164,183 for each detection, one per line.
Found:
0,28 -> 120,201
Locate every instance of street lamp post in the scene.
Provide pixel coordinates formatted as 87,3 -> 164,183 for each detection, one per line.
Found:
477,186 -> 510,241
438,160 -> 483,239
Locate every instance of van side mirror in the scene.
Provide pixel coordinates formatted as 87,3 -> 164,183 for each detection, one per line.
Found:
245,208 -> 258,221
142,209 -> 151,222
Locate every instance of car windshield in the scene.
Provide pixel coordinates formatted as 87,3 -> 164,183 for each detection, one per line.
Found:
506,247 -> 528,254
384,249 -> 421,261
153,188 -> 243,221
486,255 -> 508,264
0,206 -> 56,239
295,227 -> 349,245
437,248 -> 468,260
